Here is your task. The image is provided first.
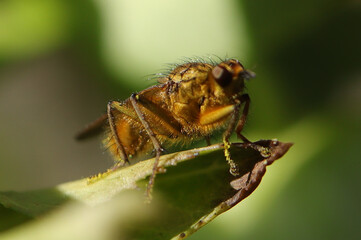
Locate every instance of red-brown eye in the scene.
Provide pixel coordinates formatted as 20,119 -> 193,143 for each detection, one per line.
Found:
212,65 -> 232,87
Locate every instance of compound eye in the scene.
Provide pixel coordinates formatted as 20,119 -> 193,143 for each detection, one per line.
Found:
212,65 -> 232,87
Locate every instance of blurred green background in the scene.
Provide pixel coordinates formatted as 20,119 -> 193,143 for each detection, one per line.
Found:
0,0 -> 360,239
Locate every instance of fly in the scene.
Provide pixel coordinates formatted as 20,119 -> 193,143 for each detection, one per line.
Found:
76,58 -> 255,199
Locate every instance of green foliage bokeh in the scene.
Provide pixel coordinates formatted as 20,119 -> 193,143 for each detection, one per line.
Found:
0,0 -> 360,239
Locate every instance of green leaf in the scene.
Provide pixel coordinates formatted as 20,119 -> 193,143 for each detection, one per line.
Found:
0,140 -> 292,239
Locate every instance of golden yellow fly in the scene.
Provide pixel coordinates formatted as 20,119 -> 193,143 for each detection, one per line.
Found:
77,58 -> 255,198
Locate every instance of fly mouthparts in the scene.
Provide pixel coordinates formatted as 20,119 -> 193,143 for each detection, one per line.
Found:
241,70 -> 256,80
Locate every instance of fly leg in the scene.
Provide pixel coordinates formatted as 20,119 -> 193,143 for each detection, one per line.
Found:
130,93 -> 164,200
107,101 -> 129,164
235,94 -> 251,144
87,101 -> 128,184
235,94 -> 253,184
223,100 -> 241,176
223,93 -> 251,176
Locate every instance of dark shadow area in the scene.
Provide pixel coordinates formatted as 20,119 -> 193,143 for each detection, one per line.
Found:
0,206 -> 32,233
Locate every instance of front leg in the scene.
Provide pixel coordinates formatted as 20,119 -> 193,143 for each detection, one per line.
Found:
235,94 -> 251,143
223,100 -> 241,176
197,101 -> 243,175
223,93 -> 251,176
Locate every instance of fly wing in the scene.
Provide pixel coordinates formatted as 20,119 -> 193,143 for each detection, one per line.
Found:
75,113 -> 108,140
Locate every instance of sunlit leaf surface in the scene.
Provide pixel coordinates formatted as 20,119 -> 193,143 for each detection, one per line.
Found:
0,140 -> 292,240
